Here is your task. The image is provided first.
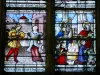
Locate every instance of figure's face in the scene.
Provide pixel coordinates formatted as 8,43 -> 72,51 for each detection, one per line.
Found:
81,40 -> 85,45
61,42 -> 66,48
62,27 -> 66,31
33,26 -> 38,31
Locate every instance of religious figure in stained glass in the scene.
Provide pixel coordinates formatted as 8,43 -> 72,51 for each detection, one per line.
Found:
79,21 -> 93,37
27,25 -> 43,62
55,9 -> 96,72
56,18 -> 73,38
55,10 -> 95,39
4,10 -> 46,72
78,40 -> 91,64
6,25 -> 25,63
56,41 -> 67,64
67,40 -> 79,64
55,40 -> 96,71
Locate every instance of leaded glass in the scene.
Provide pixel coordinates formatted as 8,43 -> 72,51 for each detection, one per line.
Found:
6,0 -> 46,8
55,0 -> 96,72
55,10 -> 96,38
55,0 -> 95,8
55,40 -> 96,72
5,0 -> 46,72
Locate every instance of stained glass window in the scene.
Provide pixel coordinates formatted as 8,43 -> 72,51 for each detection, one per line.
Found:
4,0 -> 46,72
55,0 -> 95,8
55,0 -> 96,72
3,0 -> 97,73
6,0 -> 46,8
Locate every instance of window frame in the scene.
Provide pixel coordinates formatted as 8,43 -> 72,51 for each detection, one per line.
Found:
0,0 -> 100,74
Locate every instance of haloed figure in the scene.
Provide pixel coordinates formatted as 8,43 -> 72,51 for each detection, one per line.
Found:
56,41 -> 67,65
78,40 -> 92,64
79,21 -> 93,37
6,25 -> 25,63
56,22 -> 72,38
67,40 -> 79,64
27,25 -> 43,62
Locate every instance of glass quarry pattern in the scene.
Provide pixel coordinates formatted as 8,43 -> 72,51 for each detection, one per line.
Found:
55,0 -> 96,72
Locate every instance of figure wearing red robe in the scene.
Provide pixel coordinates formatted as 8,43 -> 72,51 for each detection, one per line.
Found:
27,26 -> 43,62
56,42 -> 67,65
79,30 -> 89,37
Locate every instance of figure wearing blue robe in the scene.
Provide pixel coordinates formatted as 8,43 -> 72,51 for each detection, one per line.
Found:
56,31 -> 64,38
56,31 -> 71,38
78,45 -> 87,63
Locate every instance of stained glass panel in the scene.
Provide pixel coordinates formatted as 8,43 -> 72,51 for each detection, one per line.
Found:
55,0 -> 95,8
4,10 -> 46,72
6,10 -> 46,39
55,0 -> 96,72
6,10 -> 46,23
55,10 -> 96,38
4,39 -> 46,72
55,40 -> 96,72
6,0 -> 46,8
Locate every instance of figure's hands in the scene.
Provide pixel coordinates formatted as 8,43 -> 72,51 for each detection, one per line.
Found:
38,32 -> 43,39
39,44 -> 44,53
84,49 -> 87,54
64,35 -> 68,38
27,48 -> 31,52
